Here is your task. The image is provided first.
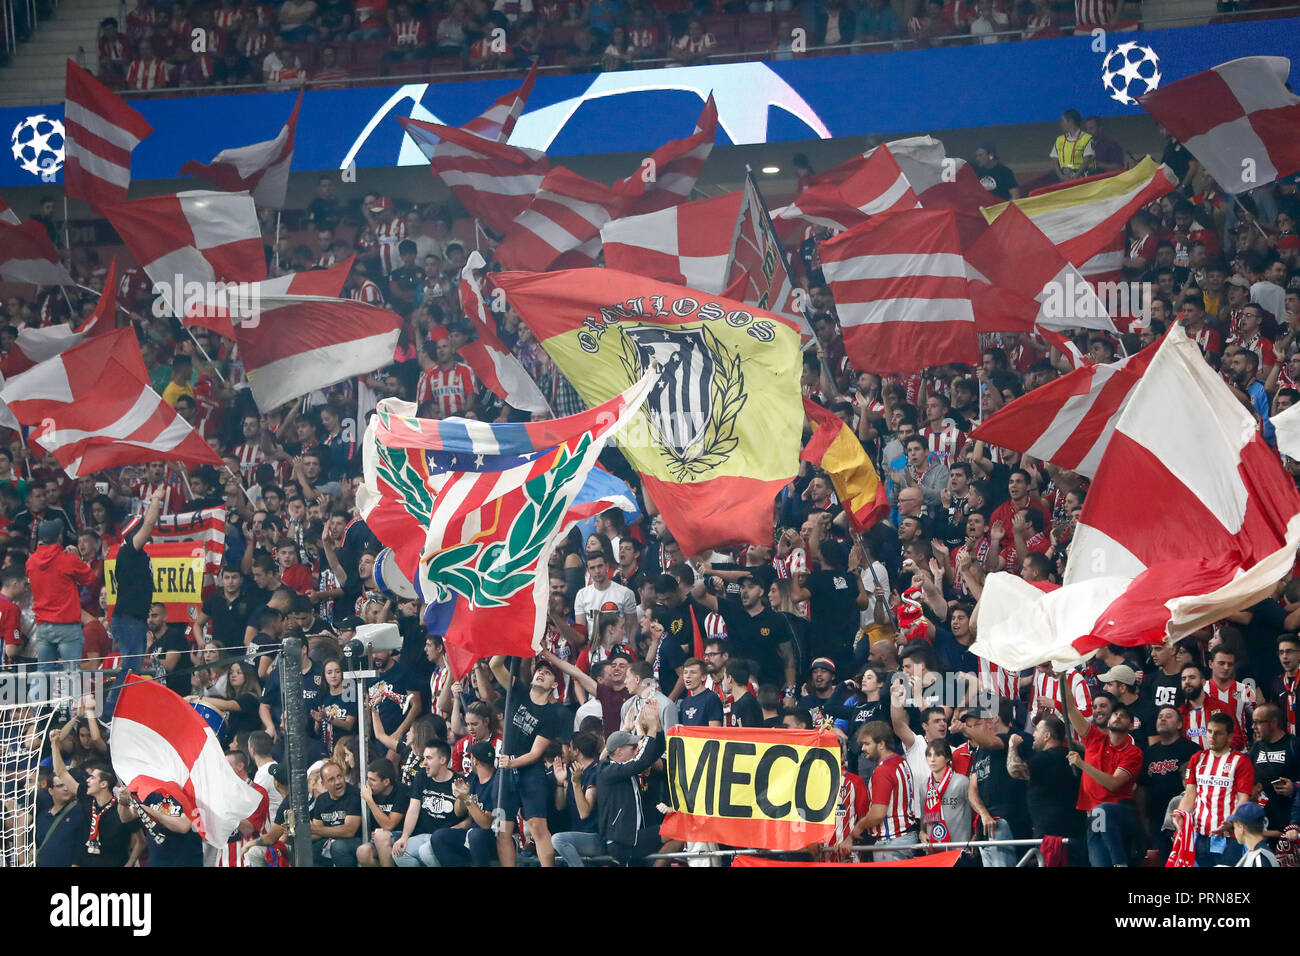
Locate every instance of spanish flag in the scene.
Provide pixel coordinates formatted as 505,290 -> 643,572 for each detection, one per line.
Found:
800,398 -> 888,532
493,268 -> 803,557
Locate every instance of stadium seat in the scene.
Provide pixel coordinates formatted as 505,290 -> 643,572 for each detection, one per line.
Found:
703,15 -> 738,44
352,40 -> 390,73
738,14 -> 775,50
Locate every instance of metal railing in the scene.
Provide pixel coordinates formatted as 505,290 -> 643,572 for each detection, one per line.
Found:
109,3 -> 1300,102
582,836 -> 1063,866
1,0 -> 59,57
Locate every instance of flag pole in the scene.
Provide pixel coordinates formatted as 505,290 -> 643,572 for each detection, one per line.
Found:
744,165 -> 818,352
492,656 -> 519,837
855,530 -> 898,631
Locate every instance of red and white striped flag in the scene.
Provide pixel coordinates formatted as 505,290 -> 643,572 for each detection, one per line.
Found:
463,60 -> 537,142
0,326 -> 222,478
0,219 -> 74,286
612,95 -> 718,215
235,295 -> 402,411
971,323 -> 1300,670
148,506 -> 227,589
185,255 -> 353,336
460,251 -> 549,413
111,675 -> 264,848
970,341 -> 1155,476
773,144 -> 919,232
1139,56 -> 1300,194
1,258 -> 119,377
64,58 -> 153,205
0,196 -> 19,225
401,117 -> 550,235
819,208 -> 980,375
178,89 -> 302,208
495,166 -> 624,272
97,190 -> 266,314
600,191 -> 742,291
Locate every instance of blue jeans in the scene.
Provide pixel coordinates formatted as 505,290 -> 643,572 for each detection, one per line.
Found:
979,817 -> 1017,868
1194,833 -> 1243,867
872,831 -> 919,861
1087,801 -> 1138,867
430,827 -> 497,867
35,622 -> 82,674
552,830 -> 604,867
110,613 -> 148,677
392,832 -> 440,867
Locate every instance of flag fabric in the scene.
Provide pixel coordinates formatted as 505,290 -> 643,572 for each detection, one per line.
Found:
1,259 -> 118,377
1272,400 -> 1300,461
178,90 -> 302,208
732,850 -> 964,867
970,342 -> 1155,477
356,374 -> 653,669
730,173 -> 806,326
494,166 -> 625,272
964,202 -> 1117,334
801,398 -> 888,532
819,208 -> 980,375
235,295 -> 403,411
63,59 -> 153,204
612,95 -> 718,215
110,675 -> 264,848
773,144 -> 920,232
402,118 -> 550,234
0,326 -> 223,478
0,220 -> 74,286
493,268 -> 804,557
459,251 -> 550,413
600,191 -> 743,292
97,190 -> 266,314
970,323 -> 1300,671
872,135 -> 994,246
184,255 -> 354,337
1165,809 -> 1197,868
1138,56 -> 1300,194
146,506 -> 227,590
573,463 -> 641,543
0,196 -> 19,225
981,158 -> 1177,272
463,60 -> 537,142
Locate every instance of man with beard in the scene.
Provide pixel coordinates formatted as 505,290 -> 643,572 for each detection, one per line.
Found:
1138,705 -> 1199,862
1248,703 -> 1300,837
964,698 -> 1031,867
798,657 -> 847,726
1006,715 -> 1084,863
1179,663 -> 1229,749
1227,349 -> 1274,444
692,567 -> 793,688
1063,686 -> 1143,867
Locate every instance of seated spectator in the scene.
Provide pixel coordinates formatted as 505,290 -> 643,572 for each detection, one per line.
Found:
585,0 -> 622,36
514,21 -> 543,64
278,0 -> 318,40
468,27 -> 514,68
97,17 -> 132,86
349,0 -> 389,38
808,0 -> 856,46
566,27 -> 603,72
434,1 -> 470,53
969,0 -> 1008,42
626,7 -> 663,58
907,0 -> 947,45
127,39 -> 172,90
671,18 -> 715,65
600,25 -> 635,71
857,0 -> 901,42
492,0 -> 534,22
1020,0 -> 1060,38
316,0 -> 351,39
387,2 -> 429,59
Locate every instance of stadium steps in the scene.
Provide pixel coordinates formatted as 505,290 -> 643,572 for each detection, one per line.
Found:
0,0 -> 123,106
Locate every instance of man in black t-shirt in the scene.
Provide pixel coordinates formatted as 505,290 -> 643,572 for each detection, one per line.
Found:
369,648 -> 422,761
964,699 -> 1031,866
693,568 -> 793,688
1007,715 -> 1085,865
793,539 -> 866,671
125,790 -> 203,867
196,567 -> 254,652
724,661 -> 764,727
355,757 -> 410,866
490,656 -> 571,867
1249,703 -> 1300,834
309,760 -> 363,867
972,143 -> 1019,201
1141,643 -> 1185,712
390,742 -> 458,867
112,485 -> 166,678
71,762 -> 135,867
1140,705 -> 1199,861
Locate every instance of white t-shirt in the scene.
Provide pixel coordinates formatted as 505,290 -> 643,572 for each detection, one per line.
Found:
903,733 -> 931,818
573,696 -> 603,731
573,580 -> 636,636
253,762 -> 284,820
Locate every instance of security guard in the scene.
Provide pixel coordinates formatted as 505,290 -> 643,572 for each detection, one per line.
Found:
1051,109 -> 1095,181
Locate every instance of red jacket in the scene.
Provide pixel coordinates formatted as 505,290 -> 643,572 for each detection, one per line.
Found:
27,544 -> 97,623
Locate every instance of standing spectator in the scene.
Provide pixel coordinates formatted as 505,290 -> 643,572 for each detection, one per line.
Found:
971,142 -> 1019,200
1050,108 -> 1094,181
1137,705 -> 1198,862
1083,115 -> 1127,172
1206,644 -> 1253,751
1272,633 -> 1300,735
1006,715 -> 1084,861
1175,713 -> 1254,866
852,721 -> 918,859
964,698 -> 1031,866
572,551 -> 637,640
1248,703 -> 1299,837
111,486 -> 166,679
918,739 -> 970,848
889,679 -> 950,818
678,658 -> 723,726
1062,684 -> 1143,867
416,333 -> 477,419
597,704 -> 668,864
549,730 -> 603,867
27,521 -> 97,678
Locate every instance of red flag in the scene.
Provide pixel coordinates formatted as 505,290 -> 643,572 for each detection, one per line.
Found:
459,252 -> 550,413
773,144 -> 919,232
819,209 -> 979,374
495,166 -> 624,272
178,90 -> 302,209
0,327 -> 222,478
1,258 -> 119,377
600,191 -> 743,290
184,255 -> 353,336
0,219 -> 74,286
612,94 -> 718,215
64,58 -> 153,204
463,60 -> 537,142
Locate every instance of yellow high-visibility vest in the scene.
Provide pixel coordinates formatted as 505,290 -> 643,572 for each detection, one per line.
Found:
1054,131 -> 1094,175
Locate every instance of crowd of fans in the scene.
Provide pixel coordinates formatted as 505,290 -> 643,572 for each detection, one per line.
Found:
6,92 -> 1300,869
33,0 -> 1285,94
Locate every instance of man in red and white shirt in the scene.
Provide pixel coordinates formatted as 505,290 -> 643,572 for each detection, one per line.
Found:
126,39 -> 171,90
232,414 -> 269,486
1206,645 -> 1254,750
1179,662 -> 1232,750
387,3 -> 427,57
1176,712 -> 1254,866
920,394 -> 967,466
368,198 -> 407,277
1029,663 -> 1092,736
132,461 -> 188,514
821,757 -> 869,862
852,722 -> 917,859
416,331 -> 477,419
346,267 -> 384,306
671,19 -> 715,65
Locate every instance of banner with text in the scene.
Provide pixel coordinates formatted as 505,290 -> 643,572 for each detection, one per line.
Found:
104,541 -> 204,624
660,725 -> 841,851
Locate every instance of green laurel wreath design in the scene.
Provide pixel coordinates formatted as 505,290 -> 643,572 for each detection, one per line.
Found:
420,434 -> 593,608
616,324 -> 746,481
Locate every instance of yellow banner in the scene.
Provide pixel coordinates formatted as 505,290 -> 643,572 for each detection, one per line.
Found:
104,542 -> 203,623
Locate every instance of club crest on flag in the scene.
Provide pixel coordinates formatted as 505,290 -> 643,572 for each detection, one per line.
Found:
616,323 -> 744,480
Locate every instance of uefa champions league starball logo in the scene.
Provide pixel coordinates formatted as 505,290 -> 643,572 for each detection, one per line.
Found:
10,114 -> 65,178
1100,42 -> 1161,106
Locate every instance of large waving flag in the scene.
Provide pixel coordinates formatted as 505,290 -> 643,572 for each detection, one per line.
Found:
601,191 -> 743,291
357,374 -> 653,670
0,219 -> 74,286
801,398 -> 888,532
819,208 -> 980,375
980,157 -> 1177,272
458,251 -> 550,413
495,166 -> 624,272
971,323 -> 1300,671
970,342 -> 1155,476
179,90 -> 302,208
111,675 -> 264,848
1,259 -> 119,377
185,255 -> 354,336
462,60 -> 538,143
730,172 -> 806,326
612,95 -> 718,215
64,59 -> 153,205
773,144 -> 920,233
0,327 -> 222,478
1138,56 -> 1300,194
494,268 -> 803,556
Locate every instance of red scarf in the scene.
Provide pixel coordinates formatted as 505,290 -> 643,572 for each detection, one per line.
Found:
1166,809 -> 1196,868
1285,674 -> 1298,736
923,767 -> 952,843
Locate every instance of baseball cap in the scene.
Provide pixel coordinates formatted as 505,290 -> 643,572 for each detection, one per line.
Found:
605,730 -> 639,755
810,657 -> 836,675
334,615 -> 363,632
532,659 -> 558,679
1098,664 -> 1138,687
468,740 -> 494,766
268,762 -> 289,786
1224,802 -> 1266,826
37,520 -> 62,544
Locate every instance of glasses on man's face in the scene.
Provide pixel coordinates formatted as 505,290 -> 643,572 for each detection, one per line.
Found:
703,651 -> 722,658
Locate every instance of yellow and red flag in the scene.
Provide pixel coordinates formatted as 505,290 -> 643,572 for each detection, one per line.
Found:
492,268 -> 803,557
800,398 -> 889,532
